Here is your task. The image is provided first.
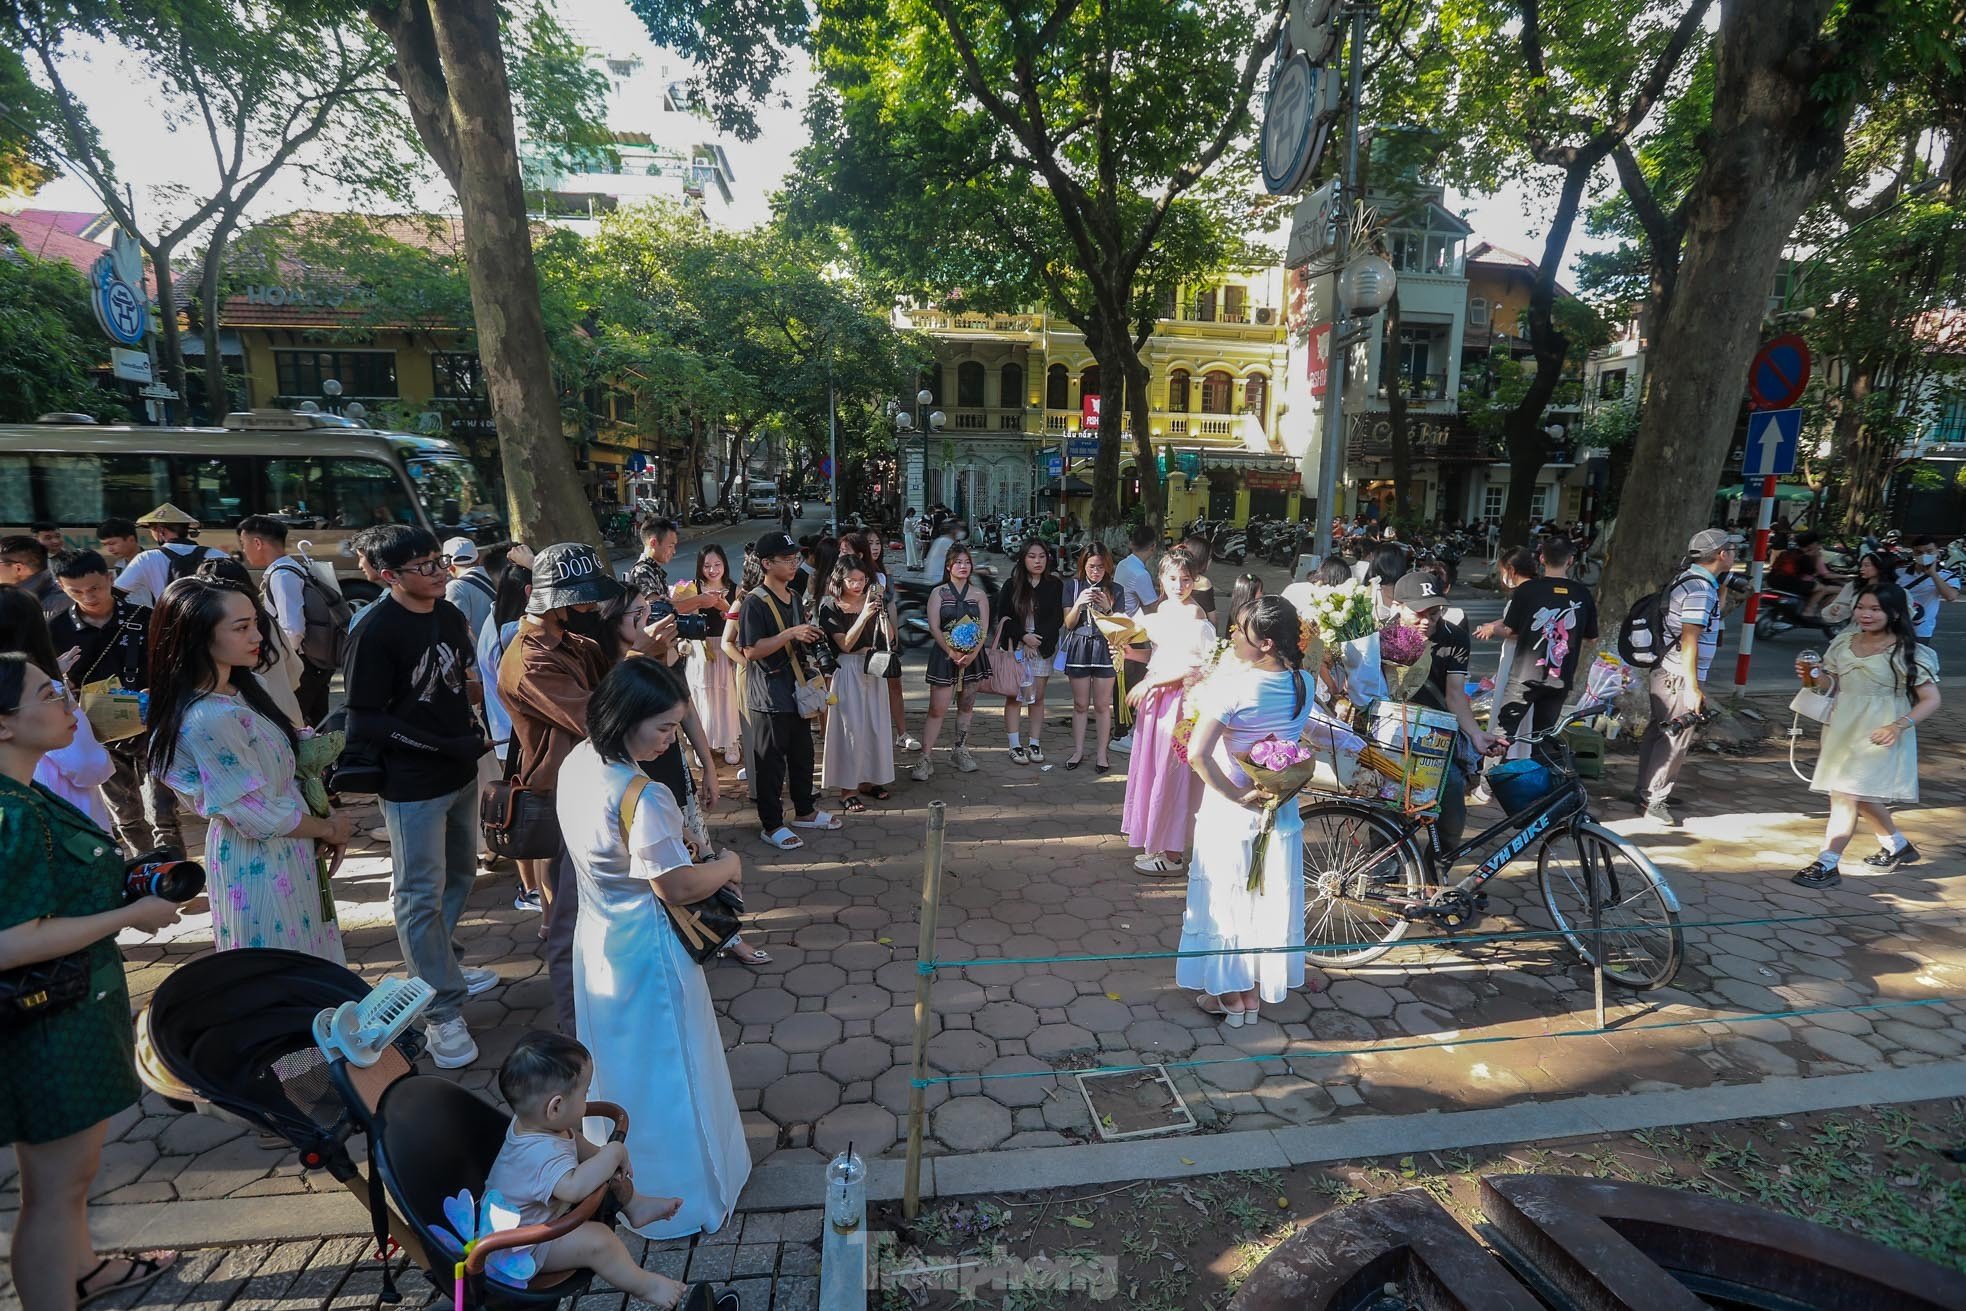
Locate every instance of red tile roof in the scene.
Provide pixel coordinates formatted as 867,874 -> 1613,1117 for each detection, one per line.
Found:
1,209 -> 109,273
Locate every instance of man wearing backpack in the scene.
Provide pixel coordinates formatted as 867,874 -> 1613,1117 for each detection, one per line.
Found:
118,503 -> 226,608
239,515 -> 351,726
1633,529 -> 1740,827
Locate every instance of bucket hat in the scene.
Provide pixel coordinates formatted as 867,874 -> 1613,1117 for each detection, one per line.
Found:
526,542 -> 622,615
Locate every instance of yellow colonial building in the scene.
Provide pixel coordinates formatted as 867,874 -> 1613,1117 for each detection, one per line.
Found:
897,264 -> 1299,526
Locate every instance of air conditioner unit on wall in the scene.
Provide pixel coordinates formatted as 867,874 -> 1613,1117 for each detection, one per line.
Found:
1255,307 -> 1276,326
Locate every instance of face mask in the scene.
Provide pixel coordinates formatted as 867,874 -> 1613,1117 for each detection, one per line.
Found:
1918,553 -> 1937,567
955,531 -> 968,542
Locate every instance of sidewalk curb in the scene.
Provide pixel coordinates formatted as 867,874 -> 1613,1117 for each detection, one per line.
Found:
47,1061 -> 1965,1251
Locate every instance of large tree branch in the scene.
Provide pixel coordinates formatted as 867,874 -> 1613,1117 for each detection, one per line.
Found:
367,0 -> 460,188
1605,0 -> 1714,141
1611,139 -> 1683,295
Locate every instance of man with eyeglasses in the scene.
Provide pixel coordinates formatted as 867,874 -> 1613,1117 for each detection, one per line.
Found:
342,524 -> 493,1069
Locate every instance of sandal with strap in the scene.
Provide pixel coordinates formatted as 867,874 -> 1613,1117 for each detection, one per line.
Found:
760,827 -> 805,851
78,1253 -> 177,1307
839,795 -> 868,813
860,786 -> 892,801
722,940 -> 773,966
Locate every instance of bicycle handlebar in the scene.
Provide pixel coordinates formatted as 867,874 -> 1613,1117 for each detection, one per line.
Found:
1508,699 -> 1614,748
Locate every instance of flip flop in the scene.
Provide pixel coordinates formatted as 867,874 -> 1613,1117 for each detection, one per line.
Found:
78,1253 -> 176,1307
760,827 -> 805,850
839,795 -> 868,813
860,786 -> 892,800
791,812 -> 842,831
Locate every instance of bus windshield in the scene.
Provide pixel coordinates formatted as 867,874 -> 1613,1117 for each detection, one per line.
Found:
408,456 -> 499,530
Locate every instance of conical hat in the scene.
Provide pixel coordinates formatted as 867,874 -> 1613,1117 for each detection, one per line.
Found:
136,502 -> 200,528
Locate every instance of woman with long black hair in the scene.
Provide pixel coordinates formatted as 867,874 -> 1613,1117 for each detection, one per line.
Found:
1790,582 -> 1941,888
1177,596 -> 1319,1026
842,531 -> 916,754
478,565 -> 542,911
911,544 -> 990,780
0,587 -> 112,829
684,544 -> 740,764
147,578 -> 352,960
992,539 -> 1063,764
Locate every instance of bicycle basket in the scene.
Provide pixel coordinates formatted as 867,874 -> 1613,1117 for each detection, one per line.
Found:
1488,758 -> 1559,814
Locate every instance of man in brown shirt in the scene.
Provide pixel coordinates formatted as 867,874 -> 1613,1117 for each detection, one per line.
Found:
496,542 -> 620,1031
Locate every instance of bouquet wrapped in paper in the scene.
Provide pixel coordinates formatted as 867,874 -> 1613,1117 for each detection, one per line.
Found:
293,727 -> 346,927
1379,619 -> 1435,703
1306,581 -> 1386,705
947,615 -> 982,693
1170,639 -> 1232,764
1234,734 -> 1322,892
1584,652 -> 1633,706
1092,610 -> 1146,725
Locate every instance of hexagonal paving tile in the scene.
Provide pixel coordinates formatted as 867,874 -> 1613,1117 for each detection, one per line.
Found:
783,962 -> 850,998
726,1044 -> 790,1090
773,1012 -> 845,1054
971,1001 -> 1040,1041
1010,975 -> 1078,1008
819,1036 -> 892,1084
759,1072 -> 843,1124
1024,1024 -> 1098,1060
1064,996 -> 1131,1032
825,983 -> 892,1020
933,1096 -> 1013,1152
727,987 -> 797,1027
814,1102 -> 897,1157
1123,1018 -> 1199,1057
977,1054 -> 1057,1108
925,1029 -> 997,1074
1325,979 -> 1396,1018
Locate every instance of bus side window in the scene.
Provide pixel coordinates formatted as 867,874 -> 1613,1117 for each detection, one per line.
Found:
0,456 -> 32,523
261,457 -> 333,526
167,456 -> 251,527
329,458 -> 416,529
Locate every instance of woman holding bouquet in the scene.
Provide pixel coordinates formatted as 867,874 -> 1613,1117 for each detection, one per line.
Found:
911,545 -> 991,780
1179,596 -> 1319,1025
684,545 -> 741,765
1120,549 -> 1218,875
1059,545 -> 1120,771
994,540 -> 1064,764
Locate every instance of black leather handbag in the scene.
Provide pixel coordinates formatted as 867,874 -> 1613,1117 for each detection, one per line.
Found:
481,740 -> 561,860
621,780 -> 743,964
0,798 -> 92,1029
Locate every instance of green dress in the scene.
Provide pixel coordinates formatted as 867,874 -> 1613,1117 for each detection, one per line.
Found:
0,775 -> 140,1145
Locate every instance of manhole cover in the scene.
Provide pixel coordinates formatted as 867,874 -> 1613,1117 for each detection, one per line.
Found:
1075,1065 -> 1196,1141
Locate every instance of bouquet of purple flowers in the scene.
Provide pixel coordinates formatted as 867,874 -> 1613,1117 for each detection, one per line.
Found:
1234,733 -> 1321,893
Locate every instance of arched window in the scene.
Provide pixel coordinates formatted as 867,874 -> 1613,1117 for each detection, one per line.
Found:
1244,373 -> 1269,422
1201,369 -> 1234,414
918,369 -> 942,405
1000,362 -> 1024,409
957,361 -> 985,407
1167,369 -> 1191,411
1079,365 -> 1101,407
1046,364 -> 1069,410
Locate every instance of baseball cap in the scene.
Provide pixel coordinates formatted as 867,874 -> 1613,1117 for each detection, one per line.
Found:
755,531 -> 800,559
1687,529 -> 1745,555
442,535 -> 480,566
1392,572 -> 1448,611
526,541 -> 621,615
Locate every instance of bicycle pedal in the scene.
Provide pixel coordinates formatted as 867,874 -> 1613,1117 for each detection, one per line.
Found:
1472,893 -> 1490,912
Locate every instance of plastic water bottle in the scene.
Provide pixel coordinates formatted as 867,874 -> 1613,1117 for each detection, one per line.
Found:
1015,651 -> 1037,704
826,1144 -> 865,1234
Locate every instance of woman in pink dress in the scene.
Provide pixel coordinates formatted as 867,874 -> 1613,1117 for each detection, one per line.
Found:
1120,549 -> 1219,875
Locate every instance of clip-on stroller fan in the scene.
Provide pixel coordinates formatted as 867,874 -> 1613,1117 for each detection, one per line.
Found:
315,977 -> 435,1067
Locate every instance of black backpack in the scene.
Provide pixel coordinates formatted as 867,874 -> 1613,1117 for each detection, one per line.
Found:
163,543 -> 216,585
266,560 -> 355,672
1617,569 -> 1697,668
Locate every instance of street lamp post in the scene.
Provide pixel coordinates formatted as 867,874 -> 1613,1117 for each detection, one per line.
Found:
894,389 -> 945,529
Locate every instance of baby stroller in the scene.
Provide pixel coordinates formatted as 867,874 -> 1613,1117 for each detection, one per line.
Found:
136,949 -> 693,1309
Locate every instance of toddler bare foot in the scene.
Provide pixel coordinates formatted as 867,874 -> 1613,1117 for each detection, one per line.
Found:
644,1273 -> 688,1309
624,1193 -> 683,1229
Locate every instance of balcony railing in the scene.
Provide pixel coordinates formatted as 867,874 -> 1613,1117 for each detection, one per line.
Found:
946,407 -> 1028,431
1378,373 -> 1452,402
895,309 -> 1044,334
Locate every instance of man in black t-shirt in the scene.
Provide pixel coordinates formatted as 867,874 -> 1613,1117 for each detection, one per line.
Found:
1491,536 -> 1599,743
343,524 -> 490,1069
738,531 -> 835,847
1391,573 -> 1500,847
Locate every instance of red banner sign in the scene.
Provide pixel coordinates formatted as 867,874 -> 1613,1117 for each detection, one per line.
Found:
1307,323 -> 1331,398
1081,394 -> 1101,430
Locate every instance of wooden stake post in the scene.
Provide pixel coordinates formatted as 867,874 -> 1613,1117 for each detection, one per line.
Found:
903,801 -> 947,1220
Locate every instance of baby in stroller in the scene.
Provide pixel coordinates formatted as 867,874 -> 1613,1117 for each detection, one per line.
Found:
489,1032 -> 720,1310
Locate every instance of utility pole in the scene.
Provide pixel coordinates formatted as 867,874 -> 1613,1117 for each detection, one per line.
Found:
828,366 -> 840,535
1312,5 -> 1370,564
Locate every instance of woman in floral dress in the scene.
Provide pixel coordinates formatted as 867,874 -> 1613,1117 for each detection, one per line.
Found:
684,545 -> 741,764
147,578 -> 352,961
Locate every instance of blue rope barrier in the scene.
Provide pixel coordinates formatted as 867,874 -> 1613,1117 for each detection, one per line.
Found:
908,994 -> 1963,1088
911,907 -> 1932,976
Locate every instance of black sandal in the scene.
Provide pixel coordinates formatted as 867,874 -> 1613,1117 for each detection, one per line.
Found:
861,786 -> 892,800
1065,756 -> 1084,770
78,1253 -> 176,1307
839,795 -> 868,813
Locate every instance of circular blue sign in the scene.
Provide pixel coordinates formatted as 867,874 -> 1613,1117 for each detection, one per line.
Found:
1749,334 -> 1811,410
90,255 -> 148,347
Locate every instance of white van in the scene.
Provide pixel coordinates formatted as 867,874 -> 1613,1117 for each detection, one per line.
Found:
745,480 -> 780,517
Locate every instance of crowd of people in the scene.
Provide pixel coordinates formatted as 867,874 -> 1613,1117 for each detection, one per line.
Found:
0,497 -> 1950,1309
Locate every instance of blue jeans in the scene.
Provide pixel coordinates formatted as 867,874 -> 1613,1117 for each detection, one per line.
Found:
382,782 -> 478,1023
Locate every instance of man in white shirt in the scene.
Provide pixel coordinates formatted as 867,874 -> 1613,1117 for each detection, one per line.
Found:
238,514 -> 328,724
1108,523 -> 1162,753
1634,528 -> 1739,827
442,536 -> 498,641
1897,536 -> 1959,639
922,519 -> 963,583
118,503 -> 226,608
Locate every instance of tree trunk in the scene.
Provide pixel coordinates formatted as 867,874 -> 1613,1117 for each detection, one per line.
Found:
146,238 -> 188,416
1596,0 -> 1856,624
197,221 -> 241,424
371,0 -> 597,551
1121,349 -> 1162,532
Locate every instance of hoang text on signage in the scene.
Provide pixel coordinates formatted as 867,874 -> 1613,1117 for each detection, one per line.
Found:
244,284 -> 374,308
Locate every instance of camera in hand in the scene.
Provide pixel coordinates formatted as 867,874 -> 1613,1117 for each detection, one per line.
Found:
649,597 -> 712,641
123,849 -> 206,904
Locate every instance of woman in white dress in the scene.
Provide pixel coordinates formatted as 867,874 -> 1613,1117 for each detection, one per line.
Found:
1178,596 -> 1316,1026
683,545 -> 741,764
1790,582 -> 1941,889
556,658 -> 750,1238
815,553 -> 895,809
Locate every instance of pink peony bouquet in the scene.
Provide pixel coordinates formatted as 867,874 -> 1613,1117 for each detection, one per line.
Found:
1234,733 -> 1324,893
1378,621 -> 1429,666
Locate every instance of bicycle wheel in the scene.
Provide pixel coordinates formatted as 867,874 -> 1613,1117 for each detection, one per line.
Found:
1536,822 -> 1684,988
1300,802 -> 1427,966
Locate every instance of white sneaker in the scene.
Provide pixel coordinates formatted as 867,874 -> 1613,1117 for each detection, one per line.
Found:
462,965 -> 499,995
513,891 -> 542,914
952,745 -> 979,773
424,1017 -> 478,1069
910,758 -> 934,782
896,734 -> 922,753
1110,734 -> 1134,753
723,747 -> 741,765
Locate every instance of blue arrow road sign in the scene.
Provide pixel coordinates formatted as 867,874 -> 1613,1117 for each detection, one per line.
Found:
1745,408 -> 1803,477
